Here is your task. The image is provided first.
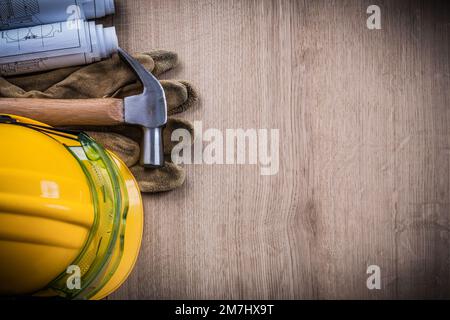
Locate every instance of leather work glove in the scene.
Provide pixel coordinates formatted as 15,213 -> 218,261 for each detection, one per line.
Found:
0,51 -> 198,193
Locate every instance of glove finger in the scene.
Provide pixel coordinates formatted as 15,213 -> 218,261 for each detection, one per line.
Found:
86,131 -> 140,167
113,80 -> 198,115
163,80 -> 199,115
146,50 -> 178,76
130,162 -> 186,193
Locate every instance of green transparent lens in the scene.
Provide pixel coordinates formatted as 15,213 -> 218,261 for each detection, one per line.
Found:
45,133 -> 129,300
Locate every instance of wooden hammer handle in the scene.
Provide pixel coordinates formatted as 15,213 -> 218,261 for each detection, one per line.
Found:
0,98 -> 124,126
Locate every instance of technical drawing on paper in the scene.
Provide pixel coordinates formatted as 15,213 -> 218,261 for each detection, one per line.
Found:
0,0 -> 40,29
0,19 -> 88,65
2,22 -> 63,47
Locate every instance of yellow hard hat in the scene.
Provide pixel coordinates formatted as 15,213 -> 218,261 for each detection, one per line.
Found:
0,114 -> 143,300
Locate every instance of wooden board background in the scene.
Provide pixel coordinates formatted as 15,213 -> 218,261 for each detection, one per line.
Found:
108,0 -> 450,299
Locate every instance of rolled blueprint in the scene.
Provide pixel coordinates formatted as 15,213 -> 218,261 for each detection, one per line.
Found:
0,0 -> 115,30
0,19 -> 118,75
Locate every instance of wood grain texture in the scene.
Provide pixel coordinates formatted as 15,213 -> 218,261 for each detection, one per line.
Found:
108,0 -> 450,299
0,98 -> 124,126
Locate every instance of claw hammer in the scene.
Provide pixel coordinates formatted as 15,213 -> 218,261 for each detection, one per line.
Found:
0,48 -> 168,168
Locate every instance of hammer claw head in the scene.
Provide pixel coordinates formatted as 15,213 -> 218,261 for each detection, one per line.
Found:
118,48 -> 168,167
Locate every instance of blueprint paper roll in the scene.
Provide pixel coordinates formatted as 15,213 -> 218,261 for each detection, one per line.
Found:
0,19 -> 118,75
0,0 -> 115,30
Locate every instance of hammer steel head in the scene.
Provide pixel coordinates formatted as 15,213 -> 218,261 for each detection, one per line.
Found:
117,48 -> 168,168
